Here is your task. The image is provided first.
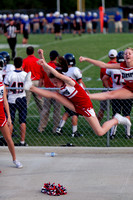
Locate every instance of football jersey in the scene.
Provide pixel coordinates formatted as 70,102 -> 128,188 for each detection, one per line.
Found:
4,70 -> 27,103
59,80 -> 93,116
1,64 -> 15,81
64,67 -> 82,81
106,69 -> 124,89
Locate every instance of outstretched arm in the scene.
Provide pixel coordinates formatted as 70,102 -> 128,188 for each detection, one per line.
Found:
79,56 -> 120,69
37,57 -> 75,87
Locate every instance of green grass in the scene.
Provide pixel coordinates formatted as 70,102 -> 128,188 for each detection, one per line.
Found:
0,32 -> 133,147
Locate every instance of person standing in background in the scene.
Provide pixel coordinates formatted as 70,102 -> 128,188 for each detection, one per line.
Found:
4,57 -> 28,146
97,49 -> 117,122
22,46 -> 44,113
102,51 -> 132,139
114,11 -> 123,33
20,14 -> 30,44
38,50 -> 61,133
103,13 -> 110,34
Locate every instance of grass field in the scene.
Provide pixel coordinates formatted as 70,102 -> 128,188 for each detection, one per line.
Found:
0,32 -> 133,147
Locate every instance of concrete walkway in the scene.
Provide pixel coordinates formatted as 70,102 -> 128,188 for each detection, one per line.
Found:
1,147 -> 133,200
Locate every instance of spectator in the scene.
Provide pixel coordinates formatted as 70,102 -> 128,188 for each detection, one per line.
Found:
33,13 -> 40,33
22,46 -> 43,113
0,14 -> 3,34
14,13 -> 21,32
45,13 -> 54,33
73,11 -> 82,36
38,12 -> 46,33
114,11 -> 123,33
20,14 -> 30,44
4,57 -> 28,146
56,53 -> 86,137
62,13 -> 70,33
128,13 -> 133,33
81,12 -> 86,33
85,11 -> 93,34
53,11 -> 63,40
103,13 -> 110,34
4,18 -> 19,60
97,49 -> 115,122
69,14 -> 75,34
29,14 -> 34,33
92,12 -> 98,33
38,50 -> 61,133
0,79 -> 23,168
102,50 -> 132,139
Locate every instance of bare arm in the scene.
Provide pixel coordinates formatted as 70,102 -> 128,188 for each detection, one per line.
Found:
37,57 -> 75,87
79,56 -> 120,69
102,75 -> 110,88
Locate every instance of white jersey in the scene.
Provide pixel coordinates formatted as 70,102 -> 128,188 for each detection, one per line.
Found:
106,68 -> 125,90
4,70 -> 27,103
1,64 -> 15,81
64,66 -> 82,81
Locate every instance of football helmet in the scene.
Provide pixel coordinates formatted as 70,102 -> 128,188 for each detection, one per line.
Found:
64,53 -> 76,66
0,55 -> 4,69
117,51 -> 124,63
0,51 -> 10,64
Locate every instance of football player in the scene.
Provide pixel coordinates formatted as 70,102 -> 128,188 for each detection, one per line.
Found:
4,57 -> 28,146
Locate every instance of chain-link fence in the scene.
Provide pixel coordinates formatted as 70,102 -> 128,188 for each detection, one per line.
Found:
1,88 -> 133,147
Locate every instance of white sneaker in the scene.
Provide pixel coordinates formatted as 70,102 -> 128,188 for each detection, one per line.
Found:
114,113 -> 131,126
13,160 -> 23,169
24,72 -> 32,90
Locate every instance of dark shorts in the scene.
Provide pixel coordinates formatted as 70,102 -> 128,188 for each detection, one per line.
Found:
9,97 -> 27,124
76,23 -> 81,31
64,106 -> 79,117
54,24 -> 61,33
23,30 -> 29,39
103,22 -> 108,29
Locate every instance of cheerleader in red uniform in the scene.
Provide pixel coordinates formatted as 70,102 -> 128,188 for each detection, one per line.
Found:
0,80 -> 23,168
79,47 -> 133,99
23,49 -> 131,137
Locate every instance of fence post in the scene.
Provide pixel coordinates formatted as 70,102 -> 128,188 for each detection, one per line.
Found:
106,88 -> 110,147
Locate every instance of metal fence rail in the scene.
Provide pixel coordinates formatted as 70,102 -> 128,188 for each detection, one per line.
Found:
1,87 -> 133,147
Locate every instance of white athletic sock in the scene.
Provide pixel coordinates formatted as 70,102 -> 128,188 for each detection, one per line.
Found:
124,125 -> 131,136
59,120 -> 66,128
110,125 -> 117,136
20,141 -> 25,144
72,125 -> 77,133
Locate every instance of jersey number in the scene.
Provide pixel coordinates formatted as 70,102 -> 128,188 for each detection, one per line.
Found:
114,74 -> 121,85
10,82 -> 23,94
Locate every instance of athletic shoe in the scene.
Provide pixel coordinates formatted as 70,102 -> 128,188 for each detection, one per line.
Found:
56,127 -> 63,135
71,131 -> 83,137
15,142 -> 28,146
125,135 -> 132,139
110,135 -> 115,140
23,72 -> 32,90
13,160 -> 23,169
114,114 -> 131,126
